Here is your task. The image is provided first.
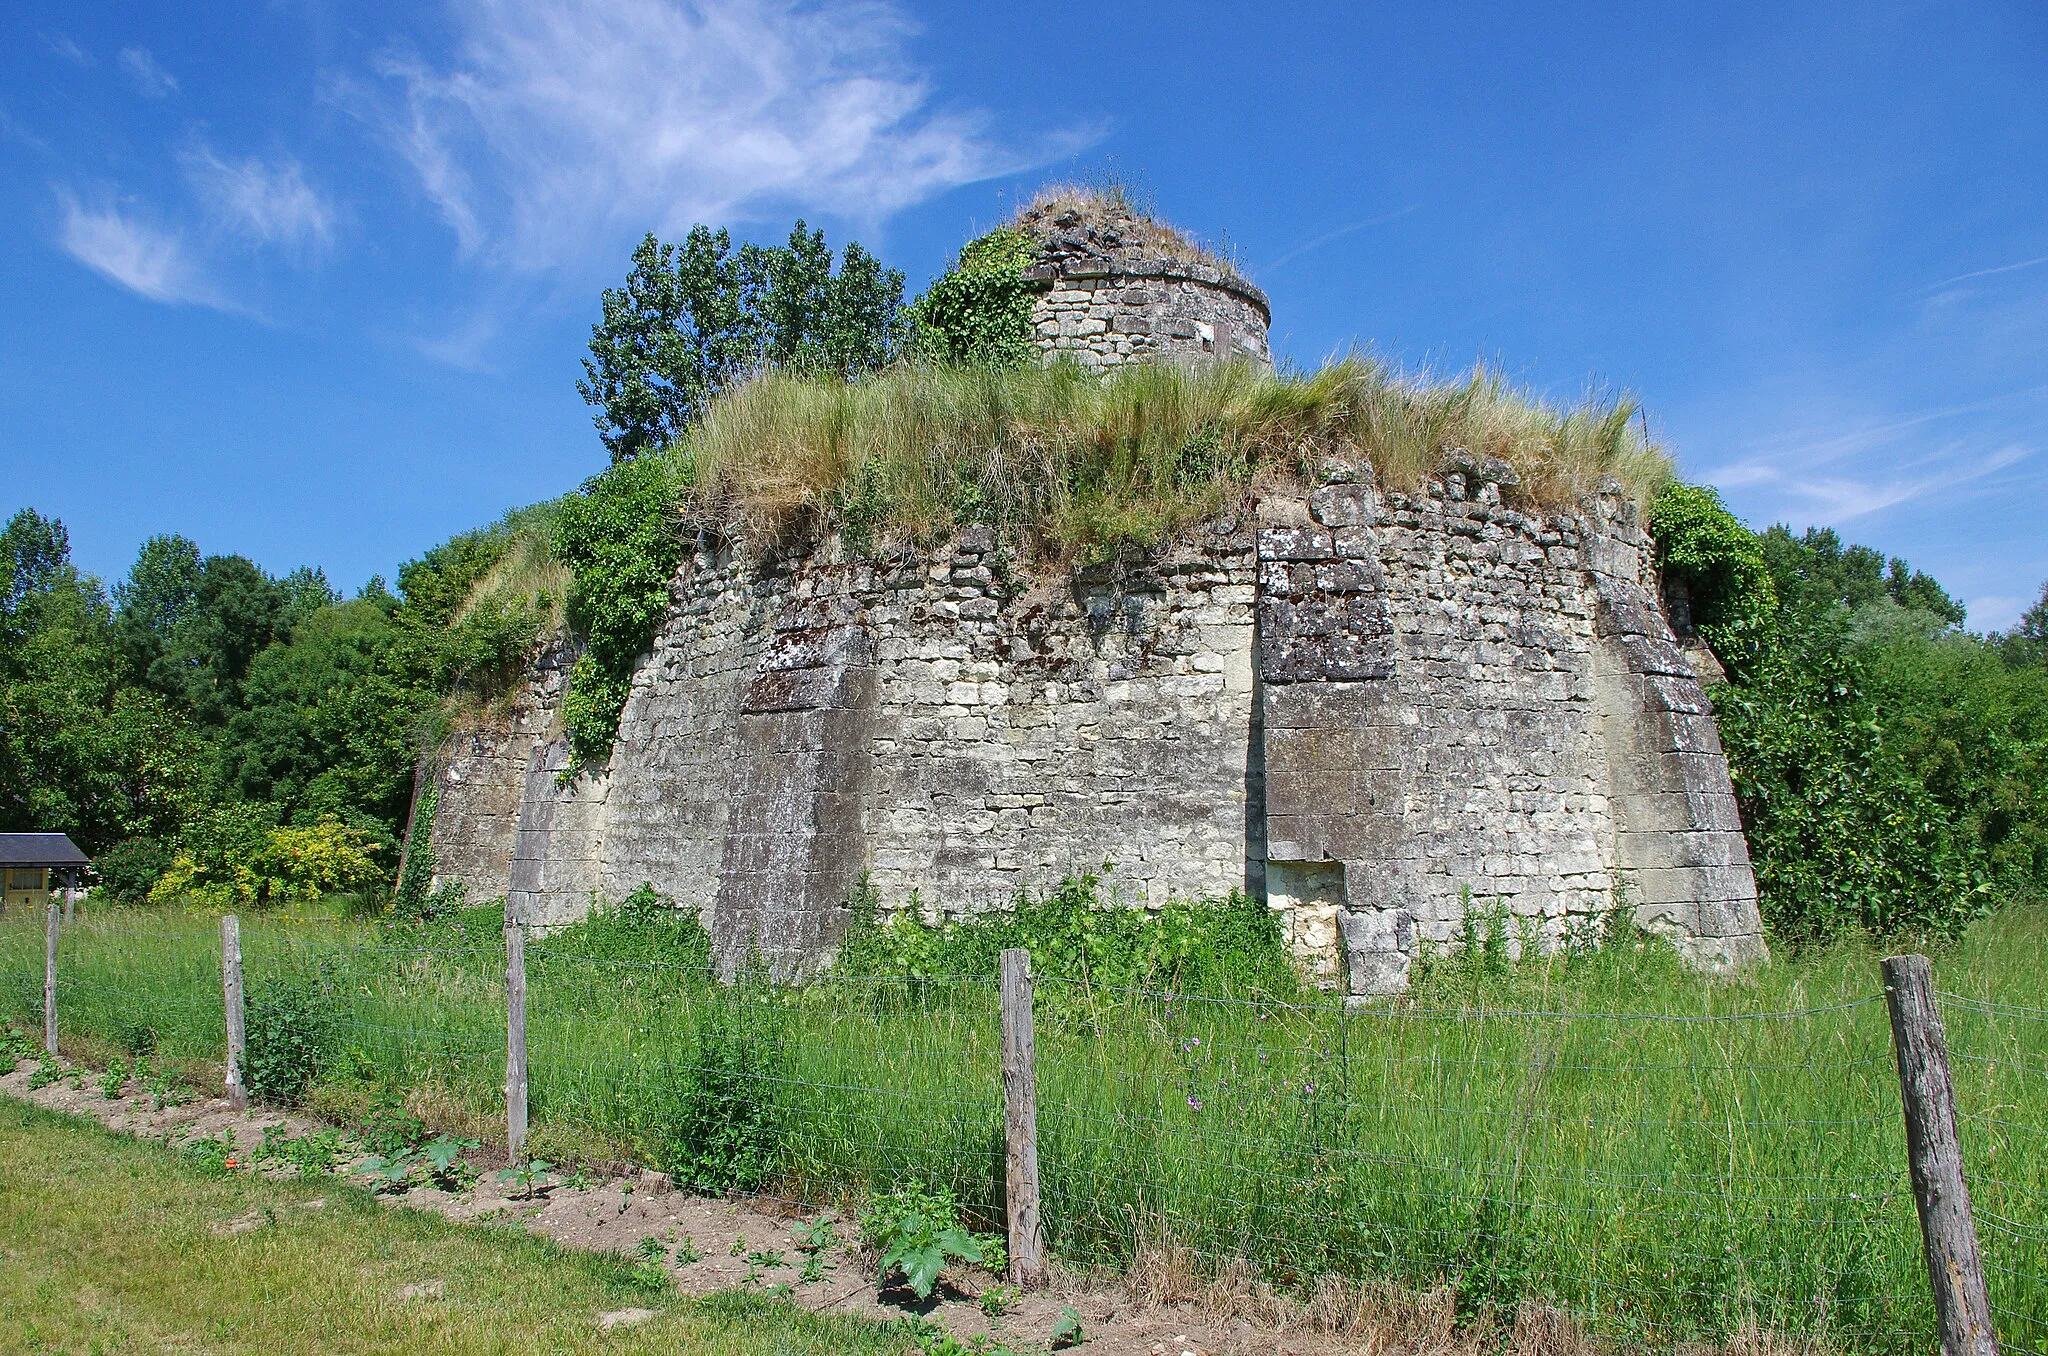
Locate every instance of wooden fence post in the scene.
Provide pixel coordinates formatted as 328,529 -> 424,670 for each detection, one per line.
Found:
1000,947 -> 1046,1288
505,908 -> 529,1161
43,904 -> 59,1056
62,872 -> 76,923
221,915 -> 248,1110
1882,954 -> 1999,1356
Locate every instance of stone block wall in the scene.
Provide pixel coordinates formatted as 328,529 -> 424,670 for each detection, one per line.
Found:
423,473 -> 1764,989
1026,260 -> 1273,369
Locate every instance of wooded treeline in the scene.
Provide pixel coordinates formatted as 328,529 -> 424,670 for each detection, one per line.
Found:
0,506 -> 541,907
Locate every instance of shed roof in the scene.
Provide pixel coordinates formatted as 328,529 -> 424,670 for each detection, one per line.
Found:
0,833 -> 90,868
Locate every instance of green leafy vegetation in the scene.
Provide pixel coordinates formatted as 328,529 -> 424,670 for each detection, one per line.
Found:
242,973 -> 331,1105
837,869 -> 1301,1001
580,222 -> 907,463
862,1179 -> 991,1300
552,454 -> 692,767
496,1157 -> 555,1198
1647,482 -> 1776,634
180,1129 -> 238,1177
1653,490 -> 2048,943
0,504 -> 556,906
392,785 -> 440,920
257,1123 -> 344,1175
906,227 -> 1038,367
638,983 -> 790,1192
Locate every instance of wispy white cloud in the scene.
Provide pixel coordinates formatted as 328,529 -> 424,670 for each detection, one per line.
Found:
54,190 -> 231,310
179,145 -> 337,252
0,104 -> 52,155
117,46 -> 178,99
346,0 -> 1078,273
1928,254 -> 2048,291
1265,207 -> 1419,273
43,33 -> 93,68
1966,594 -> 2030,633
411,309 -> 505,373
1705,441 -> 2030,525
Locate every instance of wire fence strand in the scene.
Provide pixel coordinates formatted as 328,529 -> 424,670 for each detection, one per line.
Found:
2,911 -> 2043,1354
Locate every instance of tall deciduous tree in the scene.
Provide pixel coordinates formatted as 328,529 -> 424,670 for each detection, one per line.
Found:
0,513 -> 200,848
579,221 -> 906,462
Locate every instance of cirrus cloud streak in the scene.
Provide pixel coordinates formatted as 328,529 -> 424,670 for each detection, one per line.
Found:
350,0 -> 1087,273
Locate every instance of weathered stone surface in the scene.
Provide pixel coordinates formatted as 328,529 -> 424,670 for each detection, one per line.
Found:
425,478 -> 1765,992
1341,907 -> 1417,996
1017,205 -> 1271,371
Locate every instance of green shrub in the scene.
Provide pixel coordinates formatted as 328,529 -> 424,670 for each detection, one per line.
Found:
1644,483 -> 2048,943
148,804 -> 384,907
357,1092 -> 427,1156
860,1178 -> 990,1299
1717,610 -> 1998,941
638,987 -> 788,1192
241,974 -> 330,1105
181,1131 -> 237,1177
835,870 -> 1300,1002
93,837 -> 172,903
1649,481 -> 1775,641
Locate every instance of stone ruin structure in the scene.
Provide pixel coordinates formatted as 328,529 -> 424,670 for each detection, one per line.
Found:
1018,193 -> 1273,369
422,202 -> 1766,995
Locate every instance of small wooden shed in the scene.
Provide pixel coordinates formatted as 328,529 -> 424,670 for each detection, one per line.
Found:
0,833 -> 90,917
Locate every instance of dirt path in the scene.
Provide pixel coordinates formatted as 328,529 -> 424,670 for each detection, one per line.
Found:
0,1053 -> 1450,1356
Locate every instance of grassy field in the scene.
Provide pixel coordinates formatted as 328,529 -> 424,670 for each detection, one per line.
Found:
0,1096 -> 905,1355
2,903 -> 2043,1354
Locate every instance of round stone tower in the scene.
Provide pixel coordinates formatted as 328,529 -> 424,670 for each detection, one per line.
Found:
1015,191 -> 1272,370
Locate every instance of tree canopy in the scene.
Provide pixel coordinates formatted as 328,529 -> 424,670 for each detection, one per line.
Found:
578,221 -> 907,463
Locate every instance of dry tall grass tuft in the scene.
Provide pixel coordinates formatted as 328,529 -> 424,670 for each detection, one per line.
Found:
666,356 -> 1672,563
1013,181 -> 1229,270
1120,1219 -> 1849,1356
454,507 -> 569,634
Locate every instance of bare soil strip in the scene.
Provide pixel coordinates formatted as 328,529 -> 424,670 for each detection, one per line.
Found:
2,1053 -> 1498,1355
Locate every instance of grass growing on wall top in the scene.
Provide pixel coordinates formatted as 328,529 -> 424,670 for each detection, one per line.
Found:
665,355 -> 1672,563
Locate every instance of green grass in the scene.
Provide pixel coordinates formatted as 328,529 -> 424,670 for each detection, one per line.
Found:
0,1096 -> 906,1354
665,355 -> 1673,564
4,904 -> 2044,1354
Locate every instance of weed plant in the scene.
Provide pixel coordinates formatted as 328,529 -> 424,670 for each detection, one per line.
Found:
242,973 -> 331,1104
4,901 -> 2042,1352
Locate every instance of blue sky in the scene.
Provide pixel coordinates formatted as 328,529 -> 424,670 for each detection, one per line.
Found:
4,1 -> 2044,626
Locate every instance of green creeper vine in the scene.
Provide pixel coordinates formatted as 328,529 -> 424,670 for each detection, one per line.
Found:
907,228 -> 1038,368
553,455 -> 690,769
1648,481 -> 1777,647
392,785 -> 438,919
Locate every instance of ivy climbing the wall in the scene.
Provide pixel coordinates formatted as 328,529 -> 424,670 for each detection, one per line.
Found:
1647,481 -> 1776,645
906,227 -> 1038,368
553,455 -> 690,769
